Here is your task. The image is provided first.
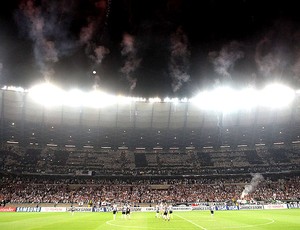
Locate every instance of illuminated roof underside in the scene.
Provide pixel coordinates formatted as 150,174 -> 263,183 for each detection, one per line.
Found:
0,83 -> 299,149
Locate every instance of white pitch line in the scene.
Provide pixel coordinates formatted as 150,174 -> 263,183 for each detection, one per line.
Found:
175,214 -> 207,230
105,220 -> 175,229
220,218 -> 275,229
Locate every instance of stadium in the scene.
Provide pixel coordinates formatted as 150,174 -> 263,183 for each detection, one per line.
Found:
0,84 -> 299,229
0,0 -> 300,229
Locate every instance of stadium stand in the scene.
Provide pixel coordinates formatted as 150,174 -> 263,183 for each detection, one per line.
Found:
0,88 -> 299,207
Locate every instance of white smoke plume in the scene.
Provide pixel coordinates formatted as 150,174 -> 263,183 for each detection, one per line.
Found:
16,0 -> 78,82
209,41 -> 244,82
79,0 -> 108,45
88,45 -> 110,89
80,19 -> 97,45
120,33 -> 141,92
255,37 -> 283,81
94,46 -> 110,64
18,0 -> 58,81
169,26 -> 190,93
79,0 -> 110,89
241,173 -> 264,199
253,19 -> 298,84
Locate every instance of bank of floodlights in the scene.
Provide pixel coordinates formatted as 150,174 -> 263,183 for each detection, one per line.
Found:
190,83 -> 295,112
2,82 -> 292,112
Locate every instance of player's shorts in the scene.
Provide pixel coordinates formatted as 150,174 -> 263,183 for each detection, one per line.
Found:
113,210 -> 117,214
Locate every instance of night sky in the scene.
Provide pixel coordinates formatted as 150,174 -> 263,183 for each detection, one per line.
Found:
1,0 -> 300,98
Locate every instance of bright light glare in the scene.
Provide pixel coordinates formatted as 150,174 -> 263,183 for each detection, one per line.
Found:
64,89 -> 84,107
149,97 -> 161,103
27,83 -> 147,108
23,82 -> 296,111
191,83 -> 295,112
164,97 -> 179,103
2,85 -> 26,92
84,91 -> 117,108
28,83 -> 64,106
259,84 -> 295,108
191,87 -> 239,112
237,87 -> 258,109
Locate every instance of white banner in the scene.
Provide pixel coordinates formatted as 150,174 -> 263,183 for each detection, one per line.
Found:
239,205 -> 263,210
263,204 -> 287,209
41,207 -> 66,212
66,207 -> 92,212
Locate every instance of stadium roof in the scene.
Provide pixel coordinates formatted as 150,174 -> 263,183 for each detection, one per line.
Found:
1,86 -> 300,150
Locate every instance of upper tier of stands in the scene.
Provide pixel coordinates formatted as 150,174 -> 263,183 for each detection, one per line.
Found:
0,144 -> 299,176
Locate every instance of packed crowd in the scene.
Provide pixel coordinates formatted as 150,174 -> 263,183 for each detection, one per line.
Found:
0,145 -> 299,176
0,174 -> 299,206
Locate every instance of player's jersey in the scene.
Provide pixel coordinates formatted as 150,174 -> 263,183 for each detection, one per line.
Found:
155,205 -> 159,213
112,205 -> 117,214
163,206 -> 168,215
122,206 -> 126,214
168,205 -> 173,214
126,206 -> 130,214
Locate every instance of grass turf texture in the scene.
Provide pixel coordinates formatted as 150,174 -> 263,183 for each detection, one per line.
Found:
0,209 -> 299,230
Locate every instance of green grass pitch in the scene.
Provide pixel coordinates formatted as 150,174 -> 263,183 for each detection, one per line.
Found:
0,209 -> 299,230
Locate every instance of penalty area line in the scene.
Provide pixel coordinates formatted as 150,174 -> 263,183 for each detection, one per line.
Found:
175,214 -> 207,230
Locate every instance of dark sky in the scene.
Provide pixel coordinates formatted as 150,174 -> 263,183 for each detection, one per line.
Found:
1,0 -> 300,98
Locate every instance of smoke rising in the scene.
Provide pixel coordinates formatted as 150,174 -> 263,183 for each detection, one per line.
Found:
254,21 -> 300,85
16,0 -> 109,86
255,37 -> 284,81
16,0 -> 78,82
169,26 -> 190,93
79,0 -> 110,89
241,173 -> 264,199
93,46 -> 110,64
88,45 -> 110,89
18,0 -> 57,82
209,41 -> 244,83
79,0 -> 108,45
120,33 -> 141,92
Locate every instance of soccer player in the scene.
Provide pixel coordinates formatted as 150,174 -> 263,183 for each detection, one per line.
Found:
159,202 -> 164,218
126,204 -> 131,219
210,203 -> 215,216
112,204 -> 118,220
168,204 -> 173,219
163,205 -> 170,221
70,205 -> 75,215
155,204 -> 160,218
121,204 -> 127,219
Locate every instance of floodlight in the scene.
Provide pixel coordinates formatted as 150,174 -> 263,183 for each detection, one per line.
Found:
28,83 -> 64,106
64,89 -> 84,107
259,83 -> 295,108
84,90 -> 117,108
